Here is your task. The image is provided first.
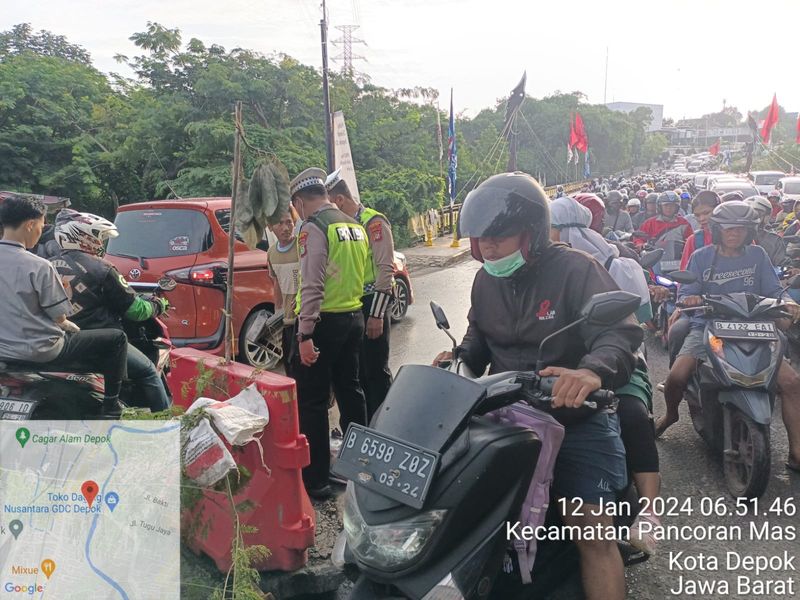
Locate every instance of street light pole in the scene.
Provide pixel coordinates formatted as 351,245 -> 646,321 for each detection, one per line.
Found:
321,0 -> 334,171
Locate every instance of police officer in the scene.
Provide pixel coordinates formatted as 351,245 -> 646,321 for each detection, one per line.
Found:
325,169 -> 395,419
290,167 -> 370,499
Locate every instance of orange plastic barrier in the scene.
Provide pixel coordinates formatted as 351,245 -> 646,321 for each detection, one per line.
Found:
167,348 -> 314,572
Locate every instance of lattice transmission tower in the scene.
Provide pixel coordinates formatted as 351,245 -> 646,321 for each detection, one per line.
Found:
331,25 -> 366,77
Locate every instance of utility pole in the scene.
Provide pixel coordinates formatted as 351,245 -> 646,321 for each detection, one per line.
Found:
320,0 -> 334,171
603,47 -> 609,105
332,25 -> 366,77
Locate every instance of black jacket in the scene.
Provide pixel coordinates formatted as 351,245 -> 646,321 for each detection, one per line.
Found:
48,249 -> 137,330
457,244 -> 642,389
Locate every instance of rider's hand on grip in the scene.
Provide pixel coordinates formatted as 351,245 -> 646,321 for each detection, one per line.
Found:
676,295 -> 703,308
538,366 -> 602,409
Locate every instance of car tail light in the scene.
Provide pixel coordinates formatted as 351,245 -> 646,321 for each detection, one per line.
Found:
166,263 -> 228,288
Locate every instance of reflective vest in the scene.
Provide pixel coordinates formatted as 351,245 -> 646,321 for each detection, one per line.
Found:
296,207 -> 369,313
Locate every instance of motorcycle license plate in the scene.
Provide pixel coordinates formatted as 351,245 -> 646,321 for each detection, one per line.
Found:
712,321 -> 778,340
659,260 -> 680,273
332,424 -> 440,509
0,398 -> 38,419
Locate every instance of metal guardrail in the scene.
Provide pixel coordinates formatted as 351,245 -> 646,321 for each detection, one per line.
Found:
409,180 -> 590,240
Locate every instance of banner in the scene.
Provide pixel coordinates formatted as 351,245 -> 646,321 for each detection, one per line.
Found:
447,89 -> 457,206
332,111 -> 360,203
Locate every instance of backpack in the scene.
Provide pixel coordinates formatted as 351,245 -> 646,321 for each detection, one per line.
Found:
694,229 -> 706,251
486,402 -> 565,585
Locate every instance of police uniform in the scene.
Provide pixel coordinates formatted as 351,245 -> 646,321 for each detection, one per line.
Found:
291,168 -> 370,492
326,171 -> 395,420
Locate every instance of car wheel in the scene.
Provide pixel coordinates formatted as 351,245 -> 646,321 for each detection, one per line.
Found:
391,278 -> 410,323
240,308 -> 283,369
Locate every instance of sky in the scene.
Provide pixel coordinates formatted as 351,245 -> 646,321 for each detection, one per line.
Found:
4,0 -> 799,121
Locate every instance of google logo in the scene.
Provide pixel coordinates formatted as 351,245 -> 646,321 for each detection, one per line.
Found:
4,582 -> 44,594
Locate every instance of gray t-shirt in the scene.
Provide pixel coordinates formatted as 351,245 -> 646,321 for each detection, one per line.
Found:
603,210 -> 633,233
0,240 -> 72,362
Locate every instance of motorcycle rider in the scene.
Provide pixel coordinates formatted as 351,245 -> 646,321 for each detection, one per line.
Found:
656,202 -> 800,475
627,198 -> 644,229
602,190 -> 633,234
641,192 -> 659,225
745,195 -> 786,266
775,195 -> 794,225
434,173 -> 643,600
550,196 -> 662,554
639,192 -> 692,243
0,195 -> 127,416
47,209 -> 171,412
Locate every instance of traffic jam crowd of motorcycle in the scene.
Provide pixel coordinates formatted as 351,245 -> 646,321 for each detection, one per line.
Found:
330,165 -> 800,600
3,156 -> 800,599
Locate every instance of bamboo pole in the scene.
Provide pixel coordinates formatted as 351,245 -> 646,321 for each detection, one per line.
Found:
224,101 -> 243,364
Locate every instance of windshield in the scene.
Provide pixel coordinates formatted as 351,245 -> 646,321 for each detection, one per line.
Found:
754,174 -> 782,186
107,209 -> 212,258
784,182 -> 800,194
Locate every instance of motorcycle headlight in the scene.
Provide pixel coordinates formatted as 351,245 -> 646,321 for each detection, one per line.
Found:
343,483 -> 446,570
711,338 -> 780,388
394,252 -> 407,271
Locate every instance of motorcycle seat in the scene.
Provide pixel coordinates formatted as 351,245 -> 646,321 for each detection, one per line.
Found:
0,359 -> 94,376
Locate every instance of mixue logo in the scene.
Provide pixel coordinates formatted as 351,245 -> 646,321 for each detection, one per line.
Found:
536,299 -> 556,320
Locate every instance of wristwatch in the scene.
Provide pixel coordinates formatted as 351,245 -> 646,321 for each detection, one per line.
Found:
297,332 -> 314,342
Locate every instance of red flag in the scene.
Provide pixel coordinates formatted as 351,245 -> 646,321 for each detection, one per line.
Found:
796,113 -> 800,144
569,114 -> 579,149
709,140 -> 720,156
574,113 -> 588,153
760,94 -> 780,143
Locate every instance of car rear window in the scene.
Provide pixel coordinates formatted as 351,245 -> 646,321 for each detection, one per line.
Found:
784,182 -> 800,194
754,174 -> 782,186
107,209 -> 212,258
714,185 -> 759,198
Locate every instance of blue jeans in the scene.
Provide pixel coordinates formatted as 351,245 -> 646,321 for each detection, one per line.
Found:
126,343 -> 170,411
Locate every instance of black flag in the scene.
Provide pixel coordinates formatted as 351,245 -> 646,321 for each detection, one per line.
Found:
504,71 -> 527,137
747,114 -> 759,141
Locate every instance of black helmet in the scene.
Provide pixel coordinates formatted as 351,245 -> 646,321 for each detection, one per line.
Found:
709,201 -> 758,245
458,172 -> 550,262
657,191 -> 679,206
645,192 -> 659,205
606,190 -> 623,205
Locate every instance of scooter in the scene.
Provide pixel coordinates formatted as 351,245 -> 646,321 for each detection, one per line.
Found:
669,270 -> 794,498
0,277 -> 176,420
331,291 -> 646,599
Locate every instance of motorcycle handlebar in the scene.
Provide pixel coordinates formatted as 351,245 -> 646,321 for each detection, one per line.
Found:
529,375 -> 617,409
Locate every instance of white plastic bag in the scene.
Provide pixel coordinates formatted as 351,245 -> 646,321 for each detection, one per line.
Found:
187,385 -> 270,446
182,419 -> 237,487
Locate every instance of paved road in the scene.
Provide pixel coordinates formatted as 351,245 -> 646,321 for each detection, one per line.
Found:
387,260 -> 800,599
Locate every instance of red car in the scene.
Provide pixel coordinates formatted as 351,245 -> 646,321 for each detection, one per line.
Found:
106,198 -> 282,368
106,198 -> 413,368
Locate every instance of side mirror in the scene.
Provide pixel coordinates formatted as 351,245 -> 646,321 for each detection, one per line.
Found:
430,301 -> 450,330
639,248 -> 665,269
579,291 -> 640,326
157,277 -> 178,292
668,270 -> 698,285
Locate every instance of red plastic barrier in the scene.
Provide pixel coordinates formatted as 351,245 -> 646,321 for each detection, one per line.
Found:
167,348 -> 315,572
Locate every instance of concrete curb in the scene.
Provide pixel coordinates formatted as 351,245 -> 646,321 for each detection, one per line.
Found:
403,246 -> 471,269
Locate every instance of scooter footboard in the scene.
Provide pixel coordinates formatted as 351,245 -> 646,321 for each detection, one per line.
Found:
717,390 -> 772,425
